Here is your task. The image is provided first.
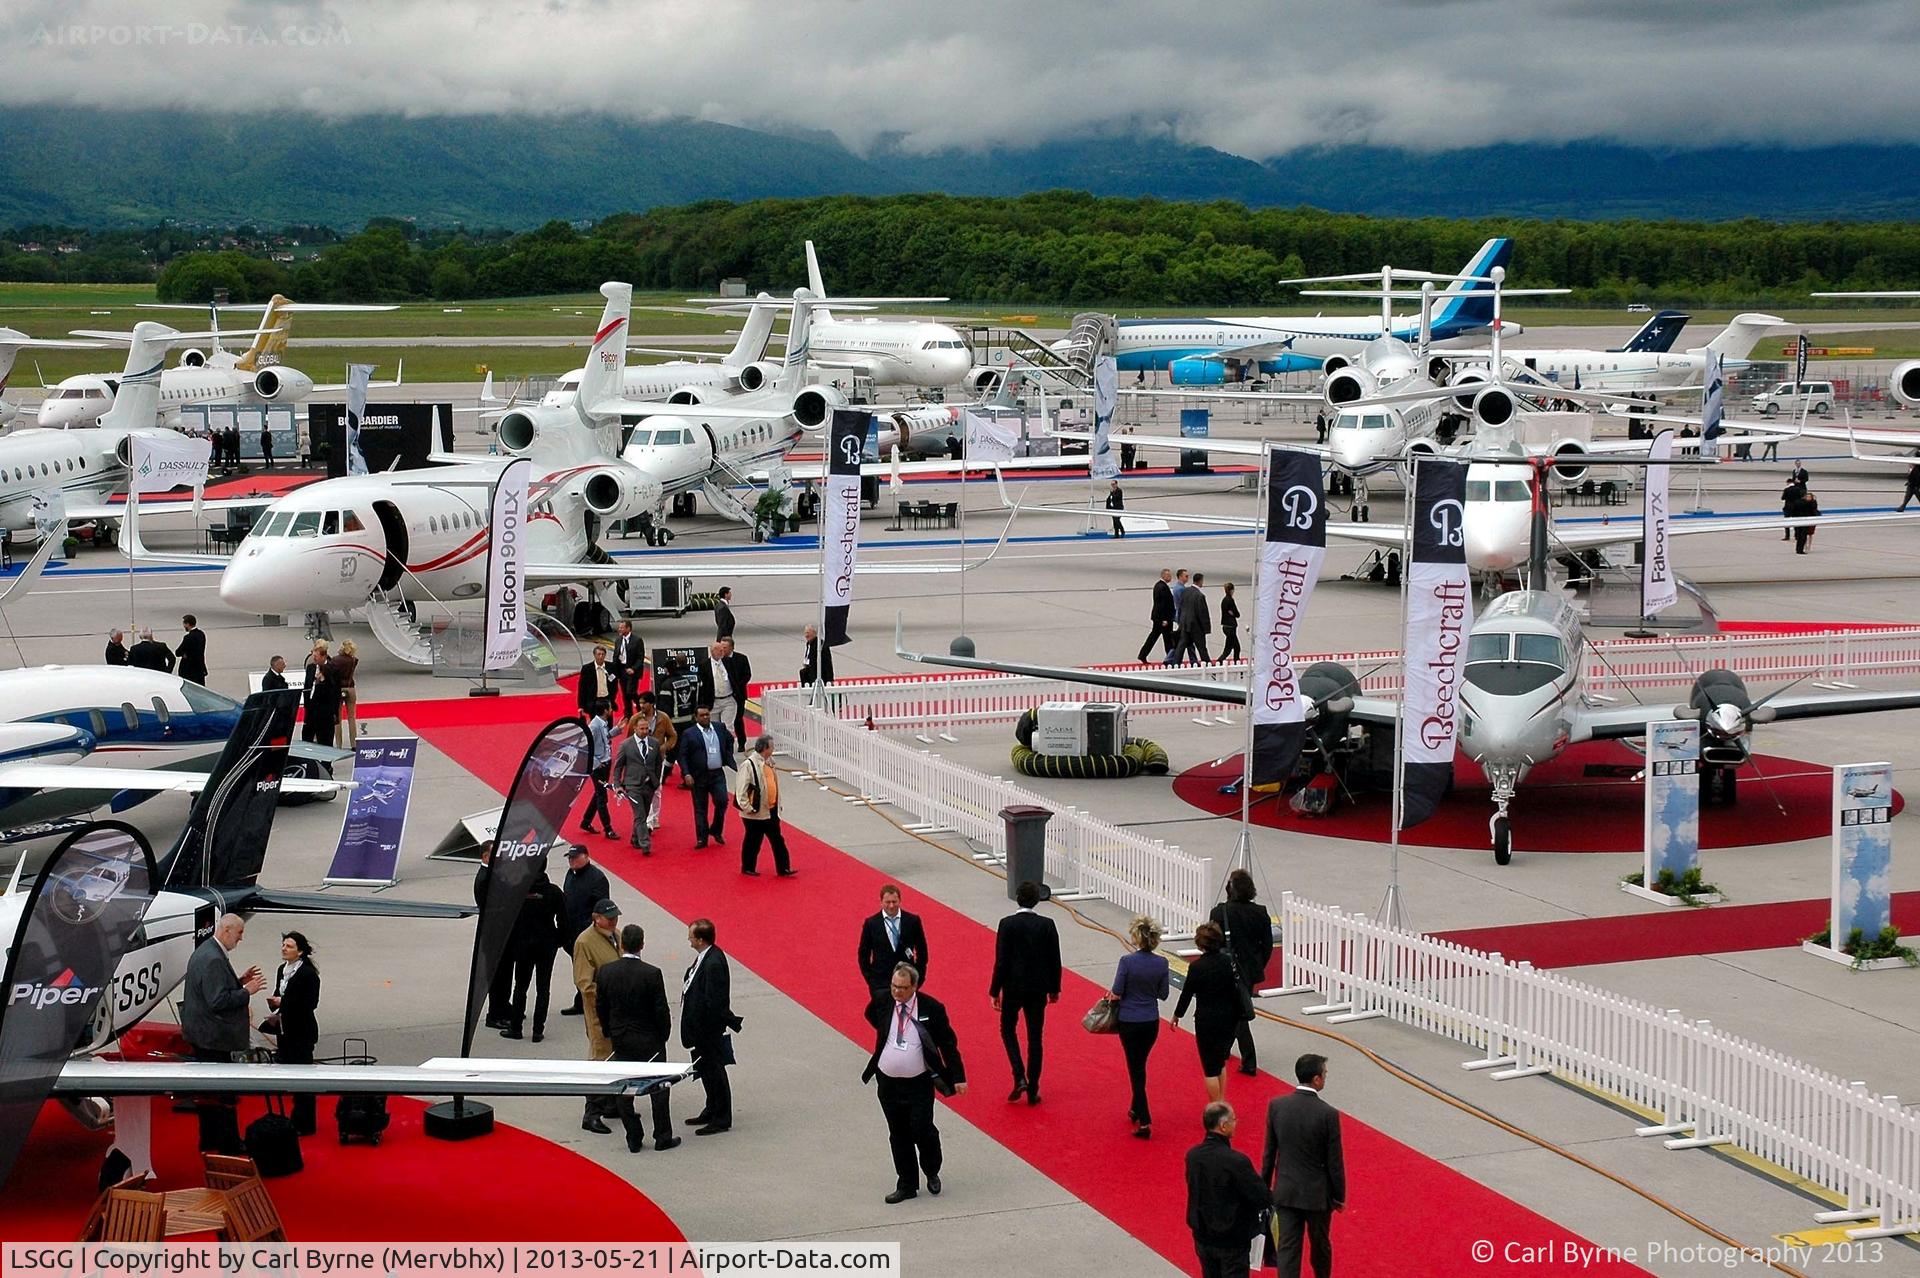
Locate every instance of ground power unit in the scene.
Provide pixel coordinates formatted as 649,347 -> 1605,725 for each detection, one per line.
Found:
1033,701 -> 1129,757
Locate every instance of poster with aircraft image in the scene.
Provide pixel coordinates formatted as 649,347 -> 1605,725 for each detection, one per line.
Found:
1644,719 -> 1700,887
1831,762 -> 1894,943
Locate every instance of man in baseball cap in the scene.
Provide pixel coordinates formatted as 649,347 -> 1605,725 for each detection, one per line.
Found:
572,897 -> 623,1131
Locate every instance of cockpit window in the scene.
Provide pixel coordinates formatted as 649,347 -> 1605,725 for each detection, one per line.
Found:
289,511 -> 321,537
1495,481 -> 1529,502
181,683 -> 240,715
1466,481 -> 1490,501
1465,630 -> 1566,695
260,511 -> 293,537
1467,633 -> 1509,662
1514,634 -> 1565,668
322,511 -> 340,535
343,510 -> 365,533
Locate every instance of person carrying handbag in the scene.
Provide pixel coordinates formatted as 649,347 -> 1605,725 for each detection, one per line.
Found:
1110,916 -> 1170,1139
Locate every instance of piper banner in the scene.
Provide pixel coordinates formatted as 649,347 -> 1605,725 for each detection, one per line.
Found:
462,717 -> 592,1056
1644,719 -> 1701,888
322,736 -> 419,888
129,430 -> 212,495
1090,355 -> 1119,481
0,821 -> 156,1190
483,455 -> 532,671
1831,761 -> 1894,945
1641,429 -> 1677,617
1249,447 -> 1326,788
822,408 -> 867,647
1400,458 -> 1471,829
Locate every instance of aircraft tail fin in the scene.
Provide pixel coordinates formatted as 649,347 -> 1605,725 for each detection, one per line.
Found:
777,292 -> 815,394
155,688 -> 301,896
1617,310 -> 1690,353
1704,313 -> 1789,360
575,282 -> 632,423
95,322 -> 176,434
727,296 -> 779,365
804,241 -> 834,325
1425,238 -> 1512,336
234,295 -> 293,372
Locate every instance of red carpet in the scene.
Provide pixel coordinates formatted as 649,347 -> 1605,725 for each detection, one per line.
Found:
1435,891 -> 1920,969
0,1094 -> 680,1242
1170,742 -> 1902,854
384,700 -> 1650,1277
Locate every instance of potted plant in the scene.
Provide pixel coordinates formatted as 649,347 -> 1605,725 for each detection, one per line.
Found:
61,534 -> 79,560
752,489 -> 786,542
1804,924 -> 1917,970
1620,866 -> 1721,907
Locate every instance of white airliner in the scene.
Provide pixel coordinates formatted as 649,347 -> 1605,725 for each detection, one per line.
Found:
783,241 -> 972,388
1441,312 -> 1786,394
35,294 -> 398,428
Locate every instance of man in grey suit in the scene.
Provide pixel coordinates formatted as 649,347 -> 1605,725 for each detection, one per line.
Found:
612,719 -> 665,854
182,913 -> 266,1152
1168,571 -> 1212,666
1261,1053 -> 1345,1278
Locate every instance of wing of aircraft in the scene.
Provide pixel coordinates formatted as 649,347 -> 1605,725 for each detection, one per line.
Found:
1055,429 -> 1279,459
0,764 -> 347,799
54,1057 -> 690,1098
1118,386 -> 1323,403
1573,688 -> 1920,742
528,516 -> 1014,584
64,496 -> 279,522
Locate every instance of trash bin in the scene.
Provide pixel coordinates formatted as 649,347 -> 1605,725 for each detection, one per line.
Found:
1000,804 -> 1053,901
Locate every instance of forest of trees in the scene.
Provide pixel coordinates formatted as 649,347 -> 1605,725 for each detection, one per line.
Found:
9,194 -> 1919,308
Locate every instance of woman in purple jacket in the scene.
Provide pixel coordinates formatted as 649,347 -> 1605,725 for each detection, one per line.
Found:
1111,915 -> 1171,1139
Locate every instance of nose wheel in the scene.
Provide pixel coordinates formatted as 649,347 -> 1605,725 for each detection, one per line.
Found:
1350,476 -> 1372,523
1486,763 -> 1520,865
1491,816 -> 1512,866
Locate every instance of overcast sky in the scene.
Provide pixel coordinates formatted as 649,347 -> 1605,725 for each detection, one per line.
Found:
2,0 -> 1915,155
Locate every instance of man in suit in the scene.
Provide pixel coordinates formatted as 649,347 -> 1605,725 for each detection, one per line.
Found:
704,637 -> 752,751
990,880 -> 1061,1104
1168,571 -> 1212,666
177,613 -> 208,685
858,884 -> 930,1001
126,626 -> 174,673
596,924 -> 682,1153
1261,1053 -> 1345,1278
1137,568 -> 1176,662
258,425 -> 274,470
612,714 -> 665,855
559,845 -> 608,1015
612,621 -> 645,716
180,913 -> 264,1153
473,842 -> 512,1030
863,962 -> 966,1203
572,899 -> 624,1132
1105,480 -> 1126,536
578,644 -> 616,717
504,868 -> 565,1042
1187,1101 -> 1273,1278
713,586 -> 735,640
681,917 -> 739,1135
676,704 -> 734,849
105,629 -> 128,666
261,655 -> 289,690
800,624 -> 834,685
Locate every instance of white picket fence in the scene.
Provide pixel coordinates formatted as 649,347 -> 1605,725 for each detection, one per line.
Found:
1274,893 -> 1920,1240
761,626 -> 1920,732
760,687 -> 1215,933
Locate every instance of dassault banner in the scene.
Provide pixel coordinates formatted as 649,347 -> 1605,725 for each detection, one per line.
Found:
963,409 -> 1018,464
1090,356 -> 1119,481
462,718 -> 591,1055
1643,719 -> 1701,888
1249,448 -> 1326,787
1641,429 -> 1677,617
0,821 -> 156,1190
1702,350 -> 1726,440
483,456 -> 532,671
822,408 -> 867,647
322,737 -> 419,888
344,363 -> 374,476
1400,459 -> 1472,828
1831,761 -> 1894,944
129,431 -> 212,495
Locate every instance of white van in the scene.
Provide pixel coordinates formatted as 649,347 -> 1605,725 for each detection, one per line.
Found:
1751,380 -> 1835,416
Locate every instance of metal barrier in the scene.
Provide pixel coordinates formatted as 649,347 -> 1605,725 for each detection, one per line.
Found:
1274,893 -> 1920,1240
760,686 -> 1215,934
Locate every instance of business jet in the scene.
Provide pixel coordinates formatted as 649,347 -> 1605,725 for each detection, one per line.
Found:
36,294 -> 398,429
1,329 -> 105,427
534,295 -> 783,407
787,241 -> 974,388
1439,312 -> 1783,395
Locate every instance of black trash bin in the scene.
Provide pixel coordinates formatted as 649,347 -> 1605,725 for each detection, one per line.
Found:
1000,804 -> 1053,901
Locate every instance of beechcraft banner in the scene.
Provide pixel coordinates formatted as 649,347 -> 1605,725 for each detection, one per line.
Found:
1249,448 -> 1326,787
0,822 -> 156,1190
1642,429 -> 1677,618
1090,356 -> 1119,481
483,456 -> 531,672
1400,459 -> 1472,829
462,717 -> 591,1056
822,408 -> 867,647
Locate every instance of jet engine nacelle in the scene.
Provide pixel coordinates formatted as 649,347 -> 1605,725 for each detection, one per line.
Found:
580,466 -> 663,523
667,385 -> 717,406
792,384 -> 847,430
1321,355 -> 1351,377
1470,385 -> 1517,429
1890,359 -> 1920,407
496,409 -> 540,454
1324,366 -> 1374,407
967,366 -> 1004,397
1426,355 -> 1451,383
1169,357 -> 1226,386
1396,438 -> 1443,486
733,361 -> 783,393
252,366 -> 313,401
1549,439 -> 1590,484
177,349 -> 207,369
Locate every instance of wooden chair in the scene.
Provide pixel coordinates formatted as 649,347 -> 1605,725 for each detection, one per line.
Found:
940,501 -> 958,527
202,1153 -> 259,1191
77,1174 -> 150,1241
219,1177 -> 288,1242
97,1188 -> 166,1242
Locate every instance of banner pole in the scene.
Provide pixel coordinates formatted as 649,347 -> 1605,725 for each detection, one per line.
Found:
1380,456 -> 1415,931
126,484 -> 137,636
1227,442 -> 1273,891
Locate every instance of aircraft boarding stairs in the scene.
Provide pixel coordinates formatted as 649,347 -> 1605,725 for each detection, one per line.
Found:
968,318 -> 1103,394
365,586 -> 436,666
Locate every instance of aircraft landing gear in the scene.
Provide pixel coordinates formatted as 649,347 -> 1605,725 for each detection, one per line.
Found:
1351,476 -> 1371,523
1486,763 -> 1520,865
1492,816 -> 1512,867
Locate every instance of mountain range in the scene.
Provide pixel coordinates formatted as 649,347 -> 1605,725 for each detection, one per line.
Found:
3,107 -> 1915,228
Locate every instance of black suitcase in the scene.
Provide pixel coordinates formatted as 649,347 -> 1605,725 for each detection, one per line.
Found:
328,1038 -> 391,1146
244,1095 -> 304,1176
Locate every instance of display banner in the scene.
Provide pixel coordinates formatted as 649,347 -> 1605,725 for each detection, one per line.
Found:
322,737 -> 419,887
483,456 -> 532,672
129,431 -> 212,495
1400,458 -> 1471,829
1641,429 -> 1677,617
1831,761 -> 1894,944
344,364 -> 374,476
1090,355 -> 1119,481
461,718 -> 592,1056
0,821 -> 156,1190
1795,333 -> 1810,386
822,409 -> 866,647
1702,350 -> 1726,441
160,689 -> 300,892
963,409 -> 1018,464
1643,719 -> 1701,887
1249,447 -> 1326,787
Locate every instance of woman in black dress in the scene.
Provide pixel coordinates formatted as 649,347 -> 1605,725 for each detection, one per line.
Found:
1217,582 -> 1241,662
1172,922 -> 1242,1102
1208,869 -> 1272,1076
268,930 -> 321,1135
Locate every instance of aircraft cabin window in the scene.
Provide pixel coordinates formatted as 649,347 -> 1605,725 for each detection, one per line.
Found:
289,511 -> 321,537
1494,481 -> 1529,502
151,697 -> 170,726
89,709 -> 108,737
121,702 -> 139,731
1466,481 -> 1491,501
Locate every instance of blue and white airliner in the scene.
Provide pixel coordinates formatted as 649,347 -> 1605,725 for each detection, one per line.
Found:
1090,238 -> 1513,384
